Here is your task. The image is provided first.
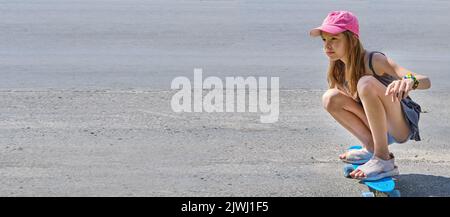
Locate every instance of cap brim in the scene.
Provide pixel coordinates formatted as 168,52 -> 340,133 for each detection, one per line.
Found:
310,25 -> 346,37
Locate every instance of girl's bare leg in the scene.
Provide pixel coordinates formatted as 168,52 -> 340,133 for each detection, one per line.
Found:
322,88 -> 374,153
351,76 -> 411,178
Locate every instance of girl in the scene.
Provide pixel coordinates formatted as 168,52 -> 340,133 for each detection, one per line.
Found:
310,11 -> 431,181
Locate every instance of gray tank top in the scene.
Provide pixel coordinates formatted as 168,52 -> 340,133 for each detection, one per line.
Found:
369,52 -> 402,88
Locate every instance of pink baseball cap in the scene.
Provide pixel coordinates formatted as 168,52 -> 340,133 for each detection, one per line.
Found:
310,11 -> 359,38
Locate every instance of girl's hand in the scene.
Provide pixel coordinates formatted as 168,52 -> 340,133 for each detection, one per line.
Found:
385,78 -> 414,102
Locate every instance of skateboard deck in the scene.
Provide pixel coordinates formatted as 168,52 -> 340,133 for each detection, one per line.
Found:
343,145 -> 401,197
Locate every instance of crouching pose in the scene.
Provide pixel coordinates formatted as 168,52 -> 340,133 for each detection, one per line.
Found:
310,11 -> 431,180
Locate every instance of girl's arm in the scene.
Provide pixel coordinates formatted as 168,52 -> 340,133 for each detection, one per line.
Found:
371,53 -> 431,102
386,57 -> 431,90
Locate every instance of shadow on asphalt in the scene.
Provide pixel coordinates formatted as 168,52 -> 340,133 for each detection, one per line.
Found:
396,174 -> 450,197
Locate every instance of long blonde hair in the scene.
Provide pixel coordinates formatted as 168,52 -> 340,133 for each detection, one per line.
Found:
326,31 -> 366,98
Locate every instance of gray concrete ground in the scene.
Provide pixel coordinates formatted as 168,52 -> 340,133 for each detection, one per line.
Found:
1,0 -> 450,196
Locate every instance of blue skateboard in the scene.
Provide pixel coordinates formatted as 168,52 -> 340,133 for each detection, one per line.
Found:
343,145 -> 401,197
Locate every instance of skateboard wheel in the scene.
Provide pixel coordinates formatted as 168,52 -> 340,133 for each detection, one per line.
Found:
362,192 -> 375,197
388,190 -> 401,197
374,191 -> 389,197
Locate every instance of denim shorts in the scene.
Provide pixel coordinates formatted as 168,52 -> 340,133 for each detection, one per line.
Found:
388,131 -> 413,144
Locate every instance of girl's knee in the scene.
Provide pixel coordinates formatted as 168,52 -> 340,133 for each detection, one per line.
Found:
322,89 -> 345,112
357,76 -> 379,97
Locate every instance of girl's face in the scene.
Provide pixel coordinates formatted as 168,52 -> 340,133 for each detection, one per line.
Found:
321,32 -> 347,61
